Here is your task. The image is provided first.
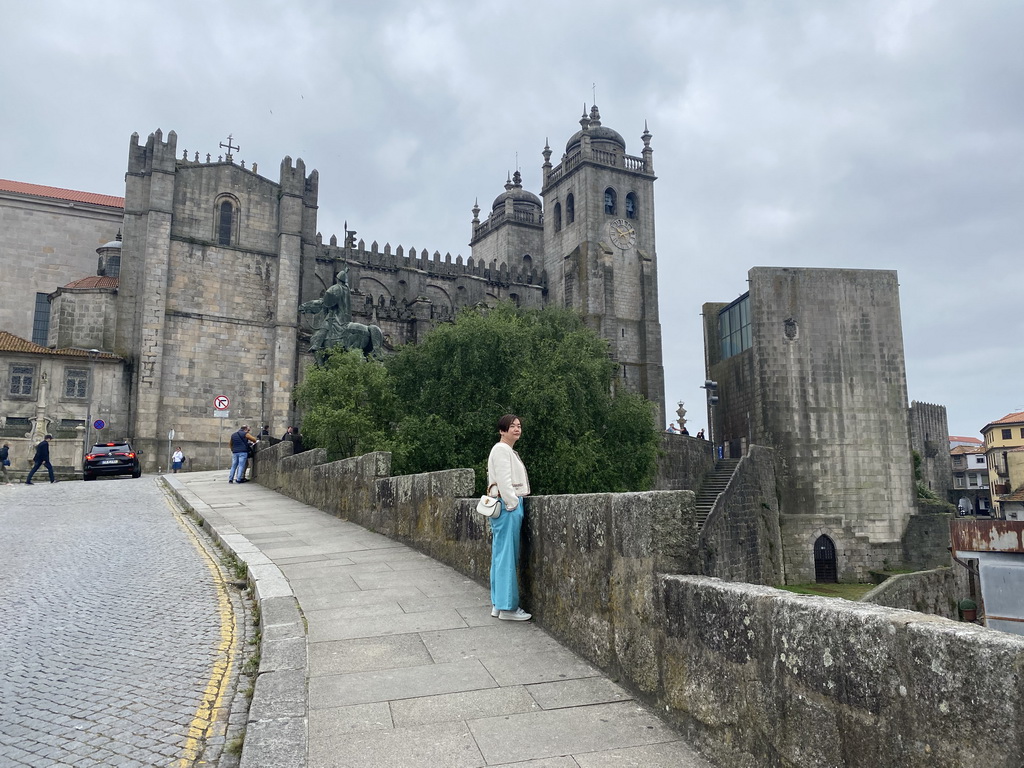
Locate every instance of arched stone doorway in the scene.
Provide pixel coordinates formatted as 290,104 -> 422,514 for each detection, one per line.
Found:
814,535 -> 837,583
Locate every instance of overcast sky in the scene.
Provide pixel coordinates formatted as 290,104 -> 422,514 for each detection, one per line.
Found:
3,0 -> 1021,439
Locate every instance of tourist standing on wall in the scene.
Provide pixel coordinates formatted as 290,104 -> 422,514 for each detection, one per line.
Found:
25,435 -> 55,485
228,425 -> 256,484
171,447 -> 184,473
486,414 -> 532,621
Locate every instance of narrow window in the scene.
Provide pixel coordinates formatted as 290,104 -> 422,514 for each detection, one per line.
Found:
566,194 -> 575,223
604,188 -> 617,215
625,192 -> 638,219
32,293 -> 50,346
814,535 -> 837,583
218,200 -> 234,245
64,368 -> 89,399
10,365 -> 35,396
554,202 -> 562,232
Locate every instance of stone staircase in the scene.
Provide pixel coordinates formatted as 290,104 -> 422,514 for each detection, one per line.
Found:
695,458 -> 741,530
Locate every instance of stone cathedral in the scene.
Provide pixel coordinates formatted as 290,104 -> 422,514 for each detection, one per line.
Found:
18,105 -> 665,471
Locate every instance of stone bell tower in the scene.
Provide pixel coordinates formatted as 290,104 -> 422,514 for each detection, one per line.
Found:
540,105 -> 665,426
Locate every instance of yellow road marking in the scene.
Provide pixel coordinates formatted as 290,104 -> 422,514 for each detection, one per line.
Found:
165,494 -> 240,767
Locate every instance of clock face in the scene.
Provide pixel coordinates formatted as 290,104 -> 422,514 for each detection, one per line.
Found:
609,219 -> 636,250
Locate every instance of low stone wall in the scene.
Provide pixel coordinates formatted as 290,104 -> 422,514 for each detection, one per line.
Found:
252,446 -> 1024,768
654,432 -> 716,491
860,567 -> 958,619
902,510 -> 955,569
659,576 -> 1024,768
700,445 -> 783,585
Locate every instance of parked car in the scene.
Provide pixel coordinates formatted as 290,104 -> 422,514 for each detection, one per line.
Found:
83,442 -> 142,480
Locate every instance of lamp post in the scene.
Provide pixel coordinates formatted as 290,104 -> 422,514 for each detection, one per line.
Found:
84,349 -> 99,455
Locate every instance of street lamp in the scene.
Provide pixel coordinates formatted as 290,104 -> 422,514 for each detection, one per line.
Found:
84,349 -> 99,455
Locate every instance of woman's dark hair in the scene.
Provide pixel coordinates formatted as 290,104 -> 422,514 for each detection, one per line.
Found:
497,413 -> 521,432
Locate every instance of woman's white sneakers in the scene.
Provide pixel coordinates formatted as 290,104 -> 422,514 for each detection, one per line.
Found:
497,607 -> 532,621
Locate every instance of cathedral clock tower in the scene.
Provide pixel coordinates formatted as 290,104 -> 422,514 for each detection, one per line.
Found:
540,105 -> 665,427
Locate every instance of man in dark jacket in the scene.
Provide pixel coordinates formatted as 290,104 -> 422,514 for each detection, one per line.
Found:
1,441 -> 11,485
228,425 -> 256,484
26,435 -> 55,484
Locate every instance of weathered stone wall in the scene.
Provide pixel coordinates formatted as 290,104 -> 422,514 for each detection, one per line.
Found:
902,511 -> 954,570
254,446 -> 1024,768
659,576 -> 1023,768
909,400 -> 952,498
860,566 -> 957,619
48,287 -> 118,351
700,445 -> 784,585
653,432 -> 715,491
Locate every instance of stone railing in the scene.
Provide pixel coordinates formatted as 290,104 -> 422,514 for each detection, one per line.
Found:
253,442 -> 1024,768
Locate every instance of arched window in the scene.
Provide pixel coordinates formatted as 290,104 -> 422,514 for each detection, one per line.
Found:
566,194 -> 575,223
814,535 -> 837,583
554,202 -> 562,232
604,188 -> 617,215
625,192 -> 638,219
216,197 -> 238,246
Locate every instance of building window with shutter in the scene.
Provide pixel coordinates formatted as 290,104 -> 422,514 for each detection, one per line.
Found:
9,364 -> 36,398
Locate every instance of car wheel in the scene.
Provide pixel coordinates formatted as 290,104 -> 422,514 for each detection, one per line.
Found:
132,469 -> 142,478
83,473 -> 95,481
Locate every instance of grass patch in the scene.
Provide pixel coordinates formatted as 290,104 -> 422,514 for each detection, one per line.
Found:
778,582 -> 876,601
225,735 -> 244,756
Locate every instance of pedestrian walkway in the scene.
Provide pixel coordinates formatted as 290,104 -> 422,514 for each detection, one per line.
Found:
167,471 -> 711,768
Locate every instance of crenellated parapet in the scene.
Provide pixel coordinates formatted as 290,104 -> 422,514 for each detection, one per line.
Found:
127,129 -> 178,177
310,238 -> 546,288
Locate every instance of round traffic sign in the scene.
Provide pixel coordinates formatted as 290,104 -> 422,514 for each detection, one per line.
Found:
93,419 -> 105,430
214,395 -> 230,410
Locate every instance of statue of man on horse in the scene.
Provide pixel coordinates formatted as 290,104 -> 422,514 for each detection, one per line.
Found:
299,266 -> 384,363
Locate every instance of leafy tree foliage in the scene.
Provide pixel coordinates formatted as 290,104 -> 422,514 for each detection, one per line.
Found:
295,303 -> 659,494
295,349 -> 398,459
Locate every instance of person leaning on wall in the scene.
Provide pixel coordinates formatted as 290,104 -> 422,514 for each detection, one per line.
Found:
486,413 -> 532,622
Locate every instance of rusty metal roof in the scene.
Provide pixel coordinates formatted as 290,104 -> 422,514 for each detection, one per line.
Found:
951,519 -> 1024,553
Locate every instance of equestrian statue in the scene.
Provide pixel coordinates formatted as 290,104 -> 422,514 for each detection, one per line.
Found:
299,267 -> 384,364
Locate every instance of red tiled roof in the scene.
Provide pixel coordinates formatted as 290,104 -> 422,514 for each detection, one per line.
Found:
983,411 -> 1024,433
949,435 -> 983,445
999,487 -> 1024,502
63,276 -> 119,289
0,331 -> 119,359
950,445 -> 984,456
0,178 -> 124,209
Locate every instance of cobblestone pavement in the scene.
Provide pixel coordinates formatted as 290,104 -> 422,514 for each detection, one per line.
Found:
0,476 -> 249,767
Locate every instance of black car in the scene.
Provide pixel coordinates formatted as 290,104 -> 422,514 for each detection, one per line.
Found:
83,442 -> 142,480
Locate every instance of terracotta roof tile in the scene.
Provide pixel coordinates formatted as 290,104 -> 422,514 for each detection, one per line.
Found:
998,487 -> 1024,502
0,178 -> 124,209
63,276 -> 119,289
949,435 -> 983,445
950,445 -> 984,456
991,411 -> 1024,426
0,331 -> 119,359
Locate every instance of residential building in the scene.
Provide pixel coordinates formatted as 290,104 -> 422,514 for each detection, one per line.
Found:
982,411 -> 1024,515
950,444 -> 991,515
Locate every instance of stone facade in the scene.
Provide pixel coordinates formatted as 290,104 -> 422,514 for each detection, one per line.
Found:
0,182 -> 123,344
704,268 -> 923,582
909,400 -> 953,498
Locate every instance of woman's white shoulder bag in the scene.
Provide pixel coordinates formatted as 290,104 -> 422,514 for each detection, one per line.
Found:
476,483 -> 500,518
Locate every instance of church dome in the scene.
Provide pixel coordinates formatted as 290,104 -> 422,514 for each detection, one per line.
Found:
99,239 -> 122,250
491,170 -> 542,212
565,104 -> 626,153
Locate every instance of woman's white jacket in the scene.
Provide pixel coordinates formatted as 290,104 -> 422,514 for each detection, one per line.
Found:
487,441 -> 530,510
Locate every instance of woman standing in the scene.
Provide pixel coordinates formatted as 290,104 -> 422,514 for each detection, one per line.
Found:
171,447 -> 184,473
486,414 -> 532,621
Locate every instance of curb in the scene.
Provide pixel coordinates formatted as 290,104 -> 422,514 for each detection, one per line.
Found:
162,476 -> 308,768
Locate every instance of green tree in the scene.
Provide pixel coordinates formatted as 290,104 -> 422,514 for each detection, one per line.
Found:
295,303 -> 660,494
387,303 -> 659,493
294,348 -> 397,459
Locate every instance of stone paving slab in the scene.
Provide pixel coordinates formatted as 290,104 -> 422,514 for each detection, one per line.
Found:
167,471 -> 713,768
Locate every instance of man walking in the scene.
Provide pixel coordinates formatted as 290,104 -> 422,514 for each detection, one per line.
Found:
228,425 -> 256,484
1,442 -> 12,485
25,435 -> 55,485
